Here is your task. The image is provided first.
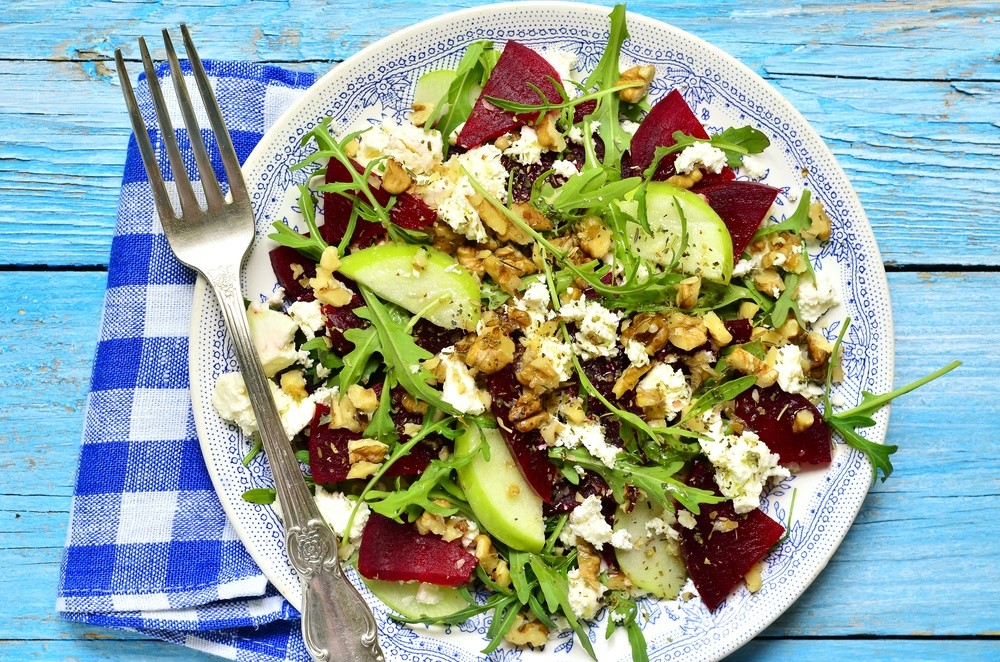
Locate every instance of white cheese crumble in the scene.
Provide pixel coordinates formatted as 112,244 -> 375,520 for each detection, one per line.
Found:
541,49 -> 579,85
559,298 -> 622,360
567,120 -> 600,145
740,154 -> 768,180
559,495 -> 620,550
417,144 -> 509,242
551,158 -> 580,179
533,336 -> 574,383
797,267 -> 842,324
212,372 -> 319,441
503,126 -> 544,165
674,141 -> 728,175
624,337 -> 650,368
554,419 -> 621,469
676,509 -> 697,530
700,414 -> 790,514
355,119 -> 444,177
636,363 -> 692,420
314,485 -> 369,549
620,119 -> 640,136
287,299 -> 325,340
438,346 -> 489,415
567,568 -> 606,619
246,303 -> 299,377
774,344 -> 823,397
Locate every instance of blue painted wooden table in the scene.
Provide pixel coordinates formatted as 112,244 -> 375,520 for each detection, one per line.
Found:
1,0 -> 997,659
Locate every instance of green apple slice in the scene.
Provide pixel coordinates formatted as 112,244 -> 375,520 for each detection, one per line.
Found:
613,498 -> 687,599
631,182 -> 734,283
338,243 -> 480,331
362,578 -> 468,619
413,69 -> 482,109
455,424 -> 544,553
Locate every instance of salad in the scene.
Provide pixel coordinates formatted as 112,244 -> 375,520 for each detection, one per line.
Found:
211,5 -> 957,659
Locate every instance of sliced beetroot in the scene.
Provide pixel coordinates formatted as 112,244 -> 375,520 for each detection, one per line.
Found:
357,513 -> 478,587
699,181 -> 779,258
321,278 -> 367,355
308,404 -> 360,483
456,41 -> 564,149
269,245 -> 316,302
723,318 -> 753,345
545,470 -> 612,517
734,385 -> 832,466
322,156 -> 435,249
573,99 -> 597,123
383,442 -> 435,477
412,319 -> 466,355
485,362 -> 558,503
678,462 -> 785,611
627,89 -> 734,185
504,139 -> 599,203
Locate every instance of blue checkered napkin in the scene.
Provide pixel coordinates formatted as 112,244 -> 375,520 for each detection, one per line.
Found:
57,59 -> 318,662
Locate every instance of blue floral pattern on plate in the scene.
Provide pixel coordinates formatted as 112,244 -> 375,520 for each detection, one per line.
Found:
189,3 -> 894,660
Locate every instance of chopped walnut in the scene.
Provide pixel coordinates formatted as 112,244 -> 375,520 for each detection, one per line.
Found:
345,461 -> 380,480
559,396 -> 588,425
509,392 -> 546,431
613,363 -> 653,398
753,268 -> 785,298
703,311 -> 733,346
805,332 -> 834,379
483,245 -> 537,296
279,370 -> 309,402
666,312 -> 708,351
576,539 -> 602,590
536,111 -> 566,152
456,246 -> 491,277
430,221 -> 465,255
792,408 -> 815,433
777,318 -> 801,342
682,351 -> 719,391
409,101 -> 434,127
739,301 -> 760,319
465,326 -> 516,375
476,197 -> 531,245
675,276 -> 701,309
616,64 -> 655,104
620,312 -> 671,356
512,201 -> 554,231
505,611 -> 549,647
309,246 -> 353,307
401,392 -> 428,415
343,138 -> 359,159
728,347 -> 779,388
381,157 -> 412,195
517,353 -> 563,393
804,201 -> 833,241
576,216 -> 612,259
415,510 -> 448,537
665,168 -> 704,189
346,384 -> 379,414
327,393 -> 362,433
348,438 -> 389,465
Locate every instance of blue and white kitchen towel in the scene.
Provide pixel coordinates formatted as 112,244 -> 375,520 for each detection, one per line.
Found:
57,59 -> 319,662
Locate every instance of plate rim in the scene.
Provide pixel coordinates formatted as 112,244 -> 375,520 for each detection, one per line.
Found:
189,2 -> 895,659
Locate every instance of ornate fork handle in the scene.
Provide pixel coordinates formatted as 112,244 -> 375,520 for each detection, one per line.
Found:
209,263 -> 384,662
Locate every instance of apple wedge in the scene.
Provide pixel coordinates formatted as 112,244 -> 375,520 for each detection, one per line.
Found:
362,578 -> 469,619
614,498 -> 687,600
630,182 -> 734,284
337,243 -> 480,331
455,424 -> 544,553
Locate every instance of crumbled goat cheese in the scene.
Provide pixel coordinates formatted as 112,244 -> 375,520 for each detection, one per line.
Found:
418,144 -> 508,242
567,568 -> 606,619
541,49 -> 578,84
560,298 -> 622,360
551,158 -> 580,179
212,372 -> 319,440
503,126 -> 544,165
560,495 -> 615,549
355,119 -> 444,177
624,337 -> 650,368
567,120 -> 600,145
740,154 -> 768,180
774,344 -> 823,397
533,336 -> 574,383
674,142 -> 728,175
636,363 -> 692,420
620,119 -> 640,136
264,286 -> 286,308
448,122 -> 464,146
699,413 -> 790,514
287,299 -> 325,340
644,517 -> 679,541
438,347 -> 489,415
797,267 -> 841,324
513,280 -> 555,330
555,419 -> 621,469
314,486 -> 369,546
676,509 -> 697,530
246,303 -> 299,377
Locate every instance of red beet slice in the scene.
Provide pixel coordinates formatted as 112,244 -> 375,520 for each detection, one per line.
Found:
456,41 -> 565,149
628,89 -> 734,185
734,385 -> 832,466
485,362 -> 558,502
679,462 -> 785,611
412,319 -> 466,355
723,318 -> 753,345
357,514 -> 478,587
308,404 -> 360,483
699,181 -> 779,258
269,246 -> 316,302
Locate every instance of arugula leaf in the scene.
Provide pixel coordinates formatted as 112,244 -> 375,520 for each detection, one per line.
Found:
822,317 -> 961,481
426,40 -> 498,149
268,184 -> 328,262
363,374 -> 399,445
242,488 -> 276,505
241,436 -> 263,466
642,126 -> 770,181
480,280 -> 510,310
682,375 -> 758,423
751,189 -> 812,242
580,3 -> 632,170
528,554 -> 597,660
300,336 -> 344,374
358,288 -> 462,417
605,592 -> 649,662
338,325 -> 380,394
769,272 -> 800,328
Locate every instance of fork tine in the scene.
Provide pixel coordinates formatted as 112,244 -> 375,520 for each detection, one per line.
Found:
162,29 -> 225,209
115,48 -> 178,228
181,24 -> 249,204
138,36 -> 201,216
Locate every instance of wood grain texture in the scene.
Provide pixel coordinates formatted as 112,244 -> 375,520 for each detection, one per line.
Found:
2,271 -> 996,657
0,1 -> 997,266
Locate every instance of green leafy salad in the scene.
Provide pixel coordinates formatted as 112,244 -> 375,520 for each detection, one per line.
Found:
211,5 -> 958,659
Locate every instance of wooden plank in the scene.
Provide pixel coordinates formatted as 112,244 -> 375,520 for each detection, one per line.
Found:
1,270 -> 997,646
0,60 -> 996,267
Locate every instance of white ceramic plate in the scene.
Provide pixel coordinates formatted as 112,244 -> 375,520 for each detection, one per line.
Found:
190,3 -> 894,660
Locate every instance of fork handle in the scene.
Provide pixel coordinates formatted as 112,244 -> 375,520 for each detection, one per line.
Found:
208,264 -> 385,662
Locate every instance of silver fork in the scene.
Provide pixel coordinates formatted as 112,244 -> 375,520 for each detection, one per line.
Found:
114,27 -> 384,662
